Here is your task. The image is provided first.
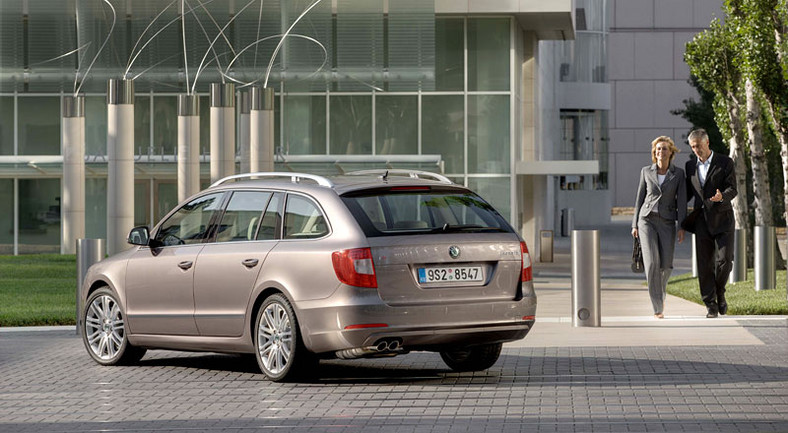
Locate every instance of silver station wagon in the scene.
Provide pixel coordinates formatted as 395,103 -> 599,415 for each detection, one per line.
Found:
80,170 -> 537,381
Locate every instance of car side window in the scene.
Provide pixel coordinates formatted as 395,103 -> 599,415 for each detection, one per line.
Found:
155,193 -> 224,246
283,194 -> 329,239
215,191 -> 272,243
257,192 -> 283,240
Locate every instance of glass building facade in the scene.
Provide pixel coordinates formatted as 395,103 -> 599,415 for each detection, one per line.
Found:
0,1 -> 518,254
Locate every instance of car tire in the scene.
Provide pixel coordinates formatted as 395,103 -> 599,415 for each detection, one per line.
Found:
82,287 -> 146,366
440,343 -> 502,372
254,293 -> 316,382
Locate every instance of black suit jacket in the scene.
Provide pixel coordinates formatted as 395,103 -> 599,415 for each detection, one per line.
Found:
684,153 -> 737,235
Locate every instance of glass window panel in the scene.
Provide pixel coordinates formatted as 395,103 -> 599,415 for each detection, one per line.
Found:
18,97 -> 60,155
18,179 -> 61,254
422,95 -> 463,174
329,95 -> 371,155
154,192 -> 223,246
86,178 -> 107,240
156,181 -> 178,223
134,181 -> 149,227
468,95 -> 509,174
283,95 -> 326,155
257,193 -> 282,241
335,0 -> 384,92
434,18 -> 463,91
283,0 -> 332,92
153,96 -> 177,155
135,96 -> 151,153
199,95 -> 210,156
85,96 -> 107,157
387,0 -> 435,91
0,97 -> 13,155
375,95 -> 416,155
216,191 -> 272,243
0,179 -> 13,254
284,195 -> 328,239
468,177 -> 511,224
468,18 -> 510,91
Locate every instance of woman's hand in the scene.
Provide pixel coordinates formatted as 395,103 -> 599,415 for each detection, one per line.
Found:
631,228 -> 638,238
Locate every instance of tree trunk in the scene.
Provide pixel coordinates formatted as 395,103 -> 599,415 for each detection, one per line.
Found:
725,96 -> 751,233
763,98 -> 788,225
745,79 -> 773,226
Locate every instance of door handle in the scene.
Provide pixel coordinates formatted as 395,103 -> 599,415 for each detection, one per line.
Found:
178,261 -> 193,270
242,258 -> 259,268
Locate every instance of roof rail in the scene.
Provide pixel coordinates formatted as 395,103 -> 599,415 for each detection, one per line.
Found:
210,172 -> 334,188
346,169 -> 453,184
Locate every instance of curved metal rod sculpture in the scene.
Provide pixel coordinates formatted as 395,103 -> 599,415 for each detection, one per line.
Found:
223,33 -> 327,88
74,0 -> 116,96
263,0 -> 325,88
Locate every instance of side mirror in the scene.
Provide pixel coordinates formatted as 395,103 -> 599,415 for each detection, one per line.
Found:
127,226 -> 150,246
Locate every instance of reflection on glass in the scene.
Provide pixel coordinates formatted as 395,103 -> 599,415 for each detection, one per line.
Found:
468,177 -> 510,223
468,95 -> 509,174
468,18 -> 510,91
0,179 -> 12,254
283,96 -> 326,155
156,181 -> 178,223
376,96 -> 416,155
435,18 -> 464,91
85,96 -> 107,156
135,96 -> 151,153
330,95 -> 371,155
18,179 -> 60,253
134,181 -> 149,227
86,178 -> 107,240
153,96 -> 177,154
560,110 -> 608,190
422,95 -> 463,174
18,97 -> 60,155
0,97 -> 13,155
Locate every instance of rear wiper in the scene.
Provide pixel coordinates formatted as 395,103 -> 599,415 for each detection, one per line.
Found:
435,224 -> 504,233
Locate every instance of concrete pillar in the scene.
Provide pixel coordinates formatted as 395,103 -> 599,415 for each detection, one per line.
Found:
210,83 -> 235,182
178,94 -> 200,202
107,79 -> 134,256
61,95 -> 86,254
238,90 -> 251,174
250,87 -> 275,173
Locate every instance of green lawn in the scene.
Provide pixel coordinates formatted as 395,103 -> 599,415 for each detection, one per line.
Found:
0,255 -> 77,327
667,270 -> 788,315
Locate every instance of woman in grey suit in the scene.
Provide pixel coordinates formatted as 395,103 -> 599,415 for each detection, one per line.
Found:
632,136 -> 687,318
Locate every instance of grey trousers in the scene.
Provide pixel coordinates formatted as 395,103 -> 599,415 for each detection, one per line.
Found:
637,213 -> 677,314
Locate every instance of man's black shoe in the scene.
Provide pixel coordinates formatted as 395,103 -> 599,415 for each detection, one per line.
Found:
718,302 -> 728,315
706,309 -> 718,318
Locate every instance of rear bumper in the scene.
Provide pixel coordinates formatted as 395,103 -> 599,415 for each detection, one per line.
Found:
296,285 -> 537,354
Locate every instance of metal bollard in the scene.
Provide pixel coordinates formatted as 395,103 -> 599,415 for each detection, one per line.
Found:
76,238 -> 105,334
754,226 -> 776,291
729,229 -> 747,283
571,230 -> 600,327
540,230 -> 554,263
561,208 -> 575,237
692,234 -> 698,278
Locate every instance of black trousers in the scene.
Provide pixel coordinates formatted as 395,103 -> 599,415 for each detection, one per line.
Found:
694,214 -> 734,309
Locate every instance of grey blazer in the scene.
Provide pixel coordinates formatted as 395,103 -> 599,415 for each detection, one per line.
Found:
632,163 -> 688,228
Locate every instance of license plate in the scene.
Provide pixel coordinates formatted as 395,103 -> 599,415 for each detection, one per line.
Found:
418,266 -> 483,283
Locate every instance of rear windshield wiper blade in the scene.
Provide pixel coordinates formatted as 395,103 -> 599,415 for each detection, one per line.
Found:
433,224 -> 504,233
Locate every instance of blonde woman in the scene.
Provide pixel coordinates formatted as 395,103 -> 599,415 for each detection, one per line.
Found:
632,136 -> 687,318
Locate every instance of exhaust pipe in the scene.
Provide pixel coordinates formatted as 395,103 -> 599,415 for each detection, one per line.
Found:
387,340 -> 400,351
335,338 -> 404,359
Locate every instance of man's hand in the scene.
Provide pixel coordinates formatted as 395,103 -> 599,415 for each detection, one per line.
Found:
710,189 -> 723,202
677,229 -> 685,244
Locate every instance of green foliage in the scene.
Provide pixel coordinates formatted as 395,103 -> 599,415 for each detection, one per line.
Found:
668,271 -> 788,315
0,255 -> 77,327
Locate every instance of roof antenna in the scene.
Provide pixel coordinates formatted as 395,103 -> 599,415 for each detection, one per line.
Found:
382,170 -> 389,181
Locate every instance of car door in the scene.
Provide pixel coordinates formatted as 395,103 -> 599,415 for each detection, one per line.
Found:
193,191 -> 282,337
125,192 -> 225,335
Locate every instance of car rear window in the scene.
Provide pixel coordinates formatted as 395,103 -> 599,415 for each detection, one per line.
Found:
342,188 -> 513,237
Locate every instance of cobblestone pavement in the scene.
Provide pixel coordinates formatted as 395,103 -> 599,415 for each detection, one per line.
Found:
1,320 -> 787,433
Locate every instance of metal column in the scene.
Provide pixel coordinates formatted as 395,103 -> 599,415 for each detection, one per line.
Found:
210,83 -> 235,182
76,238 -> 105,334
729,229 -> 747,283
177,94 -> 200,202
571,230 -> 601,327
250,87 -> 275,173
107,79 -> 134,256
62,95 -> 85,254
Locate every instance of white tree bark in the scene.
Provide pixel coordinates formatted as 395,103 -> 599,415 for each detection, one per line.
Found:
745,79 -> 773,226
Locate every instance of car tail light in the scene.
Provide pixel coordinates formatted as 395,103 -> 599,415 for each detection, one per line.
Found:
332,247 -> 378,288
520,241 -> 532,282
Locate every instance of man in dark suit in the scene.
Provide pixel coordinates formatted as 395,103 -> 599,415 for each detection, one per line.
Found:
684,129 -> 737,318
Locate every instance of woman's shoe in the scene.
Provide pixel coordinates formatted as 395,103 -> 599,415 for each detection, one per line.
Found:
654,313 -> 664,319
